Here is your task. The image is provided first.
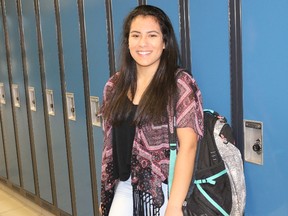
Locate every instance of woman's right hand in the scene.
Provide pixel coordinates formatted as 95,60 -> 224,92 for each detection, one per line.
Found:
99,203 -> 102,216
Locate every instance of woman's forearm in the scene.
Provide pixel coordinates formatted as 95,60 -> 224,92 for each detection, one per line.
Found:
168,143 -> 197,208
165,127 -> 198,215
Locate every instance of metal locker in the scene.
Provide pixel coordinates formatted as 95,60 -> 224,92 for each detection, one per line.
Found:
57,1 -> 94,215
38,0 -> 73,214
0,44 -> 20,185
2,0 -> 34,191
18,0 -> 54,201
83,0 -> 110,205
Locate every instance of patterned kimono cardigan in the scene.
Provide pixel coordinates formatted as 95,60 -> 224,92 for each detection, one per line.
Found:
100,70 -> 204,216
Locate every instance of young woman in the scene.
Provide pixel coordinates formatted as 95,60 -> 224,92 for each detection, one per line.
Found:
100,5 -> 203,216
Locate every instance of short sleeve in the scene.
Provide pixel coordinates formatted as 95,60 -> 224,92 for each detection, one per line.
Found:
176,71 -> 204,137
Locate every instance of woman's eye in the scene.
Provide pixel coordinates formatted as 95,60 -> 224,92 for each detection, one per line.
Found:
150,34 -> 157,37
131,34 -> 139,38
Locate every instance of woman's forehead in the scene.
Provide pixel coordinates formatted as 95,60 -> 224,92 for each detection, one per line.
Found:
130,15 -> 161,31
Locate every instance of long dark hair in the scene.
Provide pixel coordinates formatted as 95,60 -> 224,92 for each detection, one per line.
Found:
103,5 -> 182,125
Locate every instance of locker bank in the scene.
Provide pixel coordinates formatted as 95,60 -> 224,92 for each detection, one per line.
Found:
0,0 -> 287,215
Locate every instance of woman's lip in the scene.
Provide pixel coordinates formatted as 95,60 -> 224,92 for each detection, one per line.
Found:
137,51 -> 151,55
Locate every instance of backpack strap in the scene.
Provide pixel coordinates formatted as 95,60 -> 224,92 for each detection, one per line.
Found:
195,174 -> 230,216
168,138 -> 177,195
194,169 -> 227,185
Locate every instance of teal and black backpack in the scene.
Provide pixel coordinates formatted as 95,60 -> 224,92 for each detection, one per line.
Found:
169,108 -> 246,215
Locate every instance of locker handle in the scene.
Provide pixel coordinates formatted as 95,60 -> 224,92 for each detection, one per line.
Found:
90,96 -> 101,127
28,87 -> 36,111
12,84 -> 20,107
66,93 -> 76,121
0,83 -> 5,104
46,89 -> 55,116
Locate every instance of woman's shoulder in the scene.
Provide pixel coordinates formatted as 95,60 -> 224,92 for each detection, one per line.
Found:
104,72 -> 121,90
103,72 -> 122,99
176,68 -> 197,86
106,71 -> 121,85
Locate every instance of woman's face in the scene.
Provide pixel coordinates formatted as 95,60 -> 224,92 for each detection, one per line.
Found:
128,15 -> 165,71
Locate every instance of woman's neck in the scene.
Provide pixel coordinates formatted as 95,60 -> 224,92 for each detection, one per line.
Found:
131,66 -> 157,105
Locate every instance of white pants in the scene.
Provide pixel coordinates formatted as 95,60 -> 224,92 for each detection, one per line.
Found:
109,177 -> 168,216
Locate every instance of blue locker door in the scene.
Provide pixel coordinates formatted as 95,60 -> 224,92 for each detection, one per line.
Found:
0,115 -> 7,178
242,1 -> 288,215
0,3 -> 17,181
37,0 -> 72,214
147,0 -> 181,44
58,1 -> 94,215
2,0 -> 34,190
20,0 -> 53,202
111,0 -> 138,69
0,4 -> 6,178
82,0 -> 110,202
189,1 -> 231,120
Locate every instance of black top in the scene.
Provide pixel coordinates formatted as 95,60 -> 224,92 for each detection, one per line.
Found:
112,99 -> 137,181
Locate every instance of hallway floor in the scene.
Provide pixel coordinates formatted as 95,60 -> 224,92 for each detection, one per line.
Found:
0,183 -> 55,216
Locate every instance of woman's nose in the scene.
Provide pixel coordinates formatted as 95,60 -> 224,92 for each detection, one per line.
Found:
139,36 -> 147,46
